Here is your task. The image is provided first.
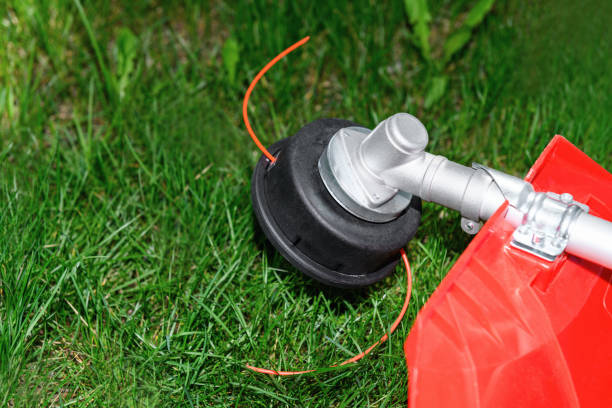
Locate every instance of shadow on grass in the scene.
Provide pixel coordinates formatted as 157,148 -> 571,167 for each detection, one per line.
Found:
250,215 -> 386,313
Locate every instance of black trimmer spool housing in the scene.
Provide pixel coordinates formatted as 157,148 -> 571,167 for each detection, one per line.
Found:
251,118 -> 422,288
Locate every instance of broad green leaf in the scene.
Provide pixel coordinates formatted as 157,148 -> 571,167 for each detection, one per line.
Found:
404,0 -> 432,60
222,37 -> 240,86
116,28 -> 139,78
443,28 -> 472,63
115,28 -> 139,100
8,86 -> 14,119
404,0 -> 431,24
0,86 -> 14,119
424,75 -> 448,108
442,0 -> 495,63
0,87 -> 7,117
465,0 -> 495,28
413,22 -> 431,60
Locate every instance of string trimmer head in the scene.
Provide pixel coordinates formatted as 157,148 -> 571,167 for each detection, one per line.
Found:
251,118 -> 421,288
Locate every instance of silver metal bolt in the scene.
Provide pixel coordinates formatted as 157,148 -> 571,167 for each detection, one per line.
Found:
560,193 -> 573,204
533,231 -> 546,245
553,238 -> 565,248
460,217 -> 480,234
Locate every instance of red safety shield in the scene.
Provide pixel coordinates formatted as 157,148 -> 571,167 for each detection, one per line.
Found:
405,136 -> 612,407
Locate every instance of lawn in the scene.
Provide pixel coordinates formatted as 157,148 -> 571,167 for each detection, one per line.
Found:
1,0 -> 610,406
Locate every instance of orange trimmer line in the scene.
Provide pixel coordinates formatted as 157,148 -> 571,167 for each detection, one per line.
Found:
245,249 -> 412,376
242,36 -> 311,163
243,37 -> 413,376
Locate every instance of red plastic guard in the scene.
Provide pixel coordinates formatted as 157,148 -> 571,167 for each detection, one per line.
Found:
405,136 -> 612,407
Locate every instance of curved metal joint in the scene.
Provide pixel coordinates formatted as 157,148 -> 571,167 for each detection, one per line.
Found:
318,126 -> 413,223
318,113 -> 426,223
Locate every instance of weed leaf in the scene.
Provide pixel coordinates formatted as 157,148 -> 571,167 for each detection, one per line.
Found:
404,0 -> 432,25
424,75 -> 448,108
115,28 -> 139,101
443,28 -> 472,63
222,37 -> 240,86
404,0 -> 432,60
443,0 -> 495,63
465,0 -> 496,28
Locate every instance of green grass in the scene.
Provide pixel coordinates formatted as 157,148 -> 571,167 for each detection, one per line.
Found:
1,0 -> 610,406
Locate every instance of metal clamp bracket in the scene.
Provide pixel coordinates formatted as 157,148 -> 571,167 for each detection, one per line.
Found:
510,192 -> 589,261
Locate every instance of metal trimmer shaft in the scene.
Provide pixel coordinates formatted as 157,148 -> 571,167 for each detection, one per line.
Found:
319,113 -> 612,269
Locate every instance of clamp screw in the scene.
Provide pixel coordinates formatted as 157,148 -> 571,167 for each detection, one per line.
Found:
553,238 -> 565,249
560,193 -> 573,204
533,231 -> 546,245
460,217 -> 480,235
517,225 -> 529,235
